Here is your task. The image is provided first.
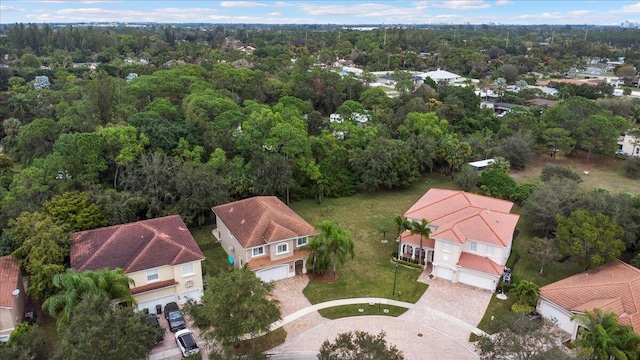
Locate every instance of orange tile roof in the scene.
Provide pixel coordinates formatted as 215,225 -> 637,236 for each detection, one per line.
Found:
130,279 -> 178,295
0,255 -> 20,308
397,230 -> 435,249
71,215 -> 205,274
457,252 -> 503,276
212,196 -> 318,249
248,249 -> 310,270
404,189 -> 519,247
540,260 -> 640,333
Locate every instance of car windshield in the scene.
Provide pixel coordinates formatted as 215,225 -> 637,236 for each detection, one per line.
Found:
168,312 -> 183,321
179,334 -> 197,349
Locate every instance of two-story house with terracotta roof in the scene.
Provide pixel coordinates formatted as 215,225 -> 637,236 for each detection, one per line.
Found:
537,260 -> 640,340
212,196 -> 318,282
70,215 -> 205,313
399,188 -> 519,291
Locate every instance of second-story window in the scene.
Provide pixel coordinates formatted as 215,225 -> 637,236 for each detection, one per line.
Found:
252,247 -> 264,257
276,243 -> 289,255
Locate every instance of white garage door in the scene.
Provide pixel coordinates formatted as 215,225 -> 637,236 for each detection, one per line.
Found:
256,265 -> 288,282
436,266 -> 454,280
458,270 -> 496,291
538,300 -> 574,335
180,289 -> 202,305
137,294 -> 176,314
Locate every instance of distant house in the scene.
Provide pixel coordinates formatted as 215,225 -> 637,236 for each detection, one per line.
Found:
398,189 -> 519,291
617,133 -> 640,157
527,98 -> 558,107
0,255 -> 26,342
71,215 -> 206,313
493,103 -> 529,116
212,196 -> 318,282
468,159 -> 494,172
236,46 -> 256,54
341,66 -> 363,76
330,112 -> 371,125
413,69 -> 462,84
537,260 -> 640,339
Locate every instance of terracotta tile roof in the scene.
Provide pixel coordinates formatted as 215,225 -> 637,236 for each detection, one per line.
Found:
248,249 -> 310,270
130,279 -> 178,295
397,230 -> 435,249
212,196 -> 318,249
540,260 -> 640,333
0,255 -> 20,308
404,189 -> 519,247
71,215 -> 205,274
457,252 -> 503,276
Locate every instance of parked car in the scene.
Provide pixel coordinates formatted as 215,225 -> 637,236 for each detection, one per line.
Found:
164,302 -> 186,332
144,314 -> 164,344
175,329 -> 200,357
502,267 -> 512,284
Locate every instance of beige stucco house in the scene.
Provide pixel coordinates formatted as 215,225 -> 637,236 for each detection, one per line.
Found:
70,215 -> 205,314
0,255 -> 25,342
212,196 -> 318,282
399,188 -> 519,291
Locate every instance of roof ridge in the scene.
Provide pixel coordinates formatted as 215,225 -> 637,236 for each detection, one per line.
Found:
79,223 -> 126,271
544,280 -> 635,291
478,211 -> 505,247
406,189 -> 461,217
124,222 -> 159,272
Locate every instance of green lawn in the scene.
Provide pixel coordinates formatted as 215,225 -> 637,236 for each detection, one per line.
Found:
293,173 -> 454,304
318,304 -> 408,319
189,224 -> 232,277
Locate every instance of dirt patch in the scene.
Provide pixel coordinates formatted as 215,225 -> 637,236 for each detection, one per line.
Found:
308,272 -> 340,283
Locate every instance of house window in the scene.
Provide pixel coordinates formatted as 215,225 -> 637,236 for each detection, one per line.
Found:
442,242 -> 453,253
252,247 -> 264,257
469,241 -> 477,252
297,237 -> 308,247
182,263 -> 194,277
276,243 -> 289,255
146,269 -> 159,283
486,245 -> 494,257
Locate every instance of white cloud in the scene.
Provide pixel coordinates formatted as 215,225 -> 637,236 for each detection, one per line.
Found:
300,2 -> 423,18
0,5 -> 23,11
622,2 -> 640,12
220,1 -> 268,7
432,1 -> 490,10
495,0 -> 511,5
567,10 -> 590,16
268,12 -> 281,16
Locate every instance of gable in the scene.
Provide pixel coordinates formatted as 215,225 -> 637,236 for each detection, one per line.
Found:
71,215 -> 205,274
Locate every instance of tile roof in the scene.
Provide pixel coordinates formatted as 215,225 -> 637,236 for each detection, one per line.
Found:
212,196 -> 318,249
540,260 -> 640,333
248,248 -> 310,270
71,215 -> 205,274
130,279 -> 178,295
397,230 -> 435,249
457,252 -> 503,276
404,188 -> 519,247
0,255 -> 20,308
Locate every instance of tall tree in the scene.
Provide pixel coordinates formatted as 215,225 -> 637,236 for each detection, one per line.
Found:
319,331 -> 405,360
316,220 -> 356,277
573,308 -> 640,360
182,267 -> 281,348
410,219 -> 431,266
54,293 -> 159,360
556,210 -> 625,270
527,237 -> 559,275
42,268 -> 135,327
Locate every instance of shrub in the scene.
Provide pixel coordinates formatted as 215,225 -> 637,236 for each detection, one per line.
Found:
623,157 -> 640,178
511,303 -> 535,314
540,163 -> 582,183
454,164 -> 479,191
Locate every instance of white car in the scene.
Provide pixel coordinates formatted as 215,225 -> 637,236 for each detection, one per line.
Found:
175,329 -> 200,357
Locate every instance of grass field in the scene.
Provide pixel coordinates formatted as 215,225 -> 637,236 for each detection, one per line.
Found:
318,304 -> 408,319
189,224 -> 232,277
293,173 -> 455,304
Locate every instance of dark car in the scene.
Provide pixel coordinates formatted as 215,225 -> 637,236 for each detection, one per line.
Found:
164,302 -> 186,332
145,314 -> 164,344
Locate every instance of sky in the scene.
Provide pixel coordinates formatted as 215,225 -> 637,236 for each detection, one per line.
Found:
0,1 -> 639,25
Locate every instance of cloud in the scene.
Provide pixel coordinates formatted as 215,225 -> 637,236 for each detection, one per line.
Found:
220,1 -> 268,7
495,0 -> 511,5
268,12 -> 281,16
0,5 -> 23,12
622,2 -> 640,12
432,1 -> 490,10
300,2 -> 423,18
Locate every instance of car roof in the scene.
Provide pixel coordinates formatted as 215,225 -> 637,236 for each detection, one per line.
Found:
165,302 -> 179,311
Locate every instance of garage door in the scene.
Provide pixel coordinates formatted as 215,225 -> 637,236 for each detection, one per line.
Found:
137,294 -> 176,314
180,289 -> 202,305
436,266 -> 454,280
458,270 -> 496,291
539,300 -> 574,335
256,265 -> 288,282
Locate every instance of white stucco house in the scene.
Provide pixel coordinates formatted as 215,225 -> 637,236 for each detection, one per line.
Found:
0,255 -> 25,342
212,196 -> 318,282
71,215 -> 206,313
537,260 -> 640,340
617,132 -> 640,157
398,189 -> 519,291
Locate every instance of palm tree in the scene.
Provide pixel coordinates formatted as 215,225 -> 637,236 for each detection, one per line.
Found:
573,308 -> 640,360
305,236 -> 330,274
512,280 -> 539,307
410,219 -> 431,267
317,220 -> 355,278
394,215 -> 411,260
42,268 -> 135,327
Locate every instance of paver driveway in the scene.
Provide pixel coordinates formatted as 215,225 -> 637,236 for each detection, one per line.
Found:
269,275 -> 493,360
